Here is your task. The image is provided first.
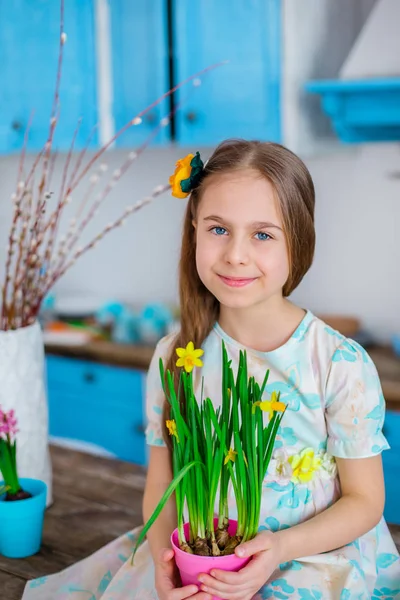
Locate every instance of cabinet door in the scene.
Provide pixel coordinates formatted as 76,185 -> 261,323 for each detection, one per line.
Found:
174,0 -> 281,146
0,0 -> 98,153
382,410 -> 400,525
46,356 -> 146,465
110,0 -> 170,147
382,450 -> 400,526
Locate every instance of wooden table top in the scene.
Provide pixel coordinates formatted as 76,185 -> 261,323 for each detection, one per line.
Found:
368,347 -> 400,410
45,338 -> 156,370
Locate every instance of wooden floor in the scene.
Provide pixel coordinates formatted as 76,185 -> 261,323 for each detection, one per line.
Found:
1,446 -> 399,600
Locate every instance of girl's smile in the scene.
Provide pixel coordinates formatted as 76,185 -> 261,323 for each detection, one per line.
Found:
217,274 -> 258,287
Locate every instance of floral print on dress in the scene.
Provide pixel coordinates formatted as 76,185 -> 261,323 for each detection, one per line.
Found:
268,447 -> 337,486
22,311 -> 400,599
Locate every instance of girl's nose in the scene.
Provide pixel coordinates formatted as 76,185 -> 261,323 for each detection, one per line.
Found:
223,237 -> 249,266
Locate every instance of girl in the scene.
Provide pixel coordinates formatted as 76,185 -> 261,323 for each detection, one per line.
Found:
23,140 -> 400,600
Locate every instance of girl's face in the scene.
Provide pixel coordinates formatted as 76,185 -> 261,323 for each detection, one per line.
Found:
194,169 -> 290,311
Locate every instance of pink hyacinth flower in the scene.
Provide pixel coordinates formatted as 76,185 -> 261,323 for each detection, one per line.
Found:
0,408 -> 18,438
0,410 -> 6,437
6,409 -> 18,437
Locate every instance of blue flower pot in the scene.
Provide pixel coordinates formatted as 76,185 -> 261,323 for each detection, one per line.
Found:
0,478 -> 47,558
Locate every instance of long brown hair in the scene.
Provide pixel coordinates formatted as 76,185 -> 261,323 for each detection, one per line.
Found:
162,139 -> 315,449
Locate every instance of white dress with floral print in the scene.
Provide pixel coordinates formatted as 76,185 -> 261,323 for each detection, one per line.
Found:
22,312 -> 400,599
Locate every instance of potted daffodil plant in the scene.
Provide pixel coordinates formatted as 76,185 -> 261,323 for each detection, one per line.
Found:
132,340 -> 286,594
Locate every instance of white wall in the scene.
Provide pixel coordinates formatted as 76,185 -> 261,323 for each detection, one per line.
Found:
291,144 -> 400,341
340,0 -> 400,78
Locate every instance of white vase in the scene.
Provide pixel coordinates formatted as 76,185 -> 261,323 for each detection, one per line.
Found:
0,320 -> 52,506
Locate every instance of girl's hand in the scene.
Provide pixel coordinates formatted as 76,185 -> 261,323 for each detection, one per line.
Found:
155,548 -> 213,600
197,531 -> 282,600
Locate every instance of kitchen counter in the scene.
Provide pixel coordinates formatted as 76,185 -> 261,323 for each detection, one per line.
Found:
368,346 -> 400,410
45,340 -> 400,408
45,338 -> 155,370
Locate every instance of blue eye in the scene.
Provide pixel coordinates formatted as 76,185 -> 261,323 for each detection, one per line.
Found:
211,226 -> 227,236
255,232 -> 271,241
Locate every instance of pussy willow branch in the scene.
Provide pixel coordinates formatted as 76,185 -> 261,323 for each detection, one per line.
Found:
48,101 -> 179,288
25,6 -> 65,308
38,1 -> 65,200
36,72 -> 204,303
1,0 -> 225,330
35,185 -> 170,317
68,61 -> 226,195
40,122 -> 96,243
38,119 -> 83,296
1,121 -> 39,329
11,190 -> 33,325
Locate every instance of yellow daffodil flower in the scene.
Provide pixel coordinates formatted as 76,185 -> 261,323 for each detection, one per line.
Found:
224,448 -> 248,467
166,419 -> 179,442
224,447 -> 237,465
169,154 -> 194,198
288,448 -> 321,484
176,341 -> 204,373
253,391 -> 286,420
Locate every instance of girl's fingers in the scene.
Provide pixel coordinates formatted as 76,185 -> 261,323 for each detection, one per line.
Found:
156,549 -> 212,599
155,549 -> 209,599
190,593 -> 213,600
200,585 -> 245,600
170,585 -> 204,599
159,547 -> 175,563
199,577 -> 249,597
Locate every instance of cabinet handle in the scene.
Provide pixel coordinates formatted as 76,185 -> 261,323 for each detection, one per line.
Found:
145,112 -> 156,124
11,120 -> 23,132
185,111 -> 197,123
135,423 -> 146,436
83,372 -> 95,383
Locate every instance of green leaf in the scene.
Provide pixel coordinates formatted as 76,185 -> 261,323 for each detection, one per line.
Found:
166,370 -> 191,441
0,439 -> 19,493
131,460 -> 204,564
263,413 -> 282,475
259,368 -> 270,398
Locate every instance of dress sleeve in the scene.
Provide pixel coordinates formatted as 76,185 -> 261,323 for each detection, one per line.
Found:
324,339 -> 390,458
144,334 -> 175,447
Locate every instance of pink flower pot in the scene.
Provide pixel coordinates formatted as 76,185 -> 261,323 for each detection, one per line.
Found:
171,519 -> 250,600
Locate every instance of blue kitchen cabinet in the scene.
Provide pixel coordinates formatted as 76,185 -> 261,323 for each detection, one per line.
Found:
109,0 -> 170,147
382,410 -> 400,525
173,0 -> 281,146
0,0 -> 98,153
306,78 -> 400,144
1,0 -> 283,153
46,355 -> 147,466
